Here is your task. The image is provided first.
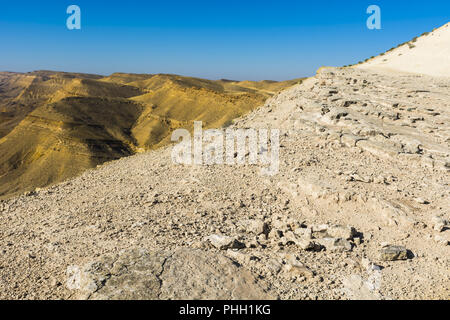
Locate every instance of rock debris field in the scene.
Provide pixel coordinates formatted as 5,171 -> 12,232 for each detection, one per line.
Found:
0,67 -> 449,300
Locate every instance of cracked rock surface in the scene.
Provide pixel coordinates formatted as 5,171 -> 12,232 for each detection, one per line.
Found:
69,248 -> 272,300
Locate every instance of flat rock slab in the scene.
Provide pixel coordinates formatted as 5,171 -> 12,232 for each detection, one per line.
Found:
68,248 -> 273,300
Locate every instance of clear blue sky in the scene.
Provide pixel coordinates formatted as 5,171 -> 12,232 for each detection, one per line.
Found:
0,1 -> 448,80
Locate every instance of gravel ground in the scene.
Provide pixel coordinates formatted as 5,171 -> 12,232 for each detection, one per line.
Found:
0,67 -> 448,300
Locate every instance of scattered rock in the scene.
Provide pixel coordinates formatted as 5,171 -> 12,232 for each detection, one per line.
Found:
293,227 -> 312,239
239,219 -> 269,235
266,258 -> 283,275
414,197 -> 430,205
205,235 -> 246,250
286,264 -> 315,279
282,231 -> 299,245
327,225 -> 358,240
431,216 -> 448,232
313,224 -> 357,240
361,258 -> 377,271
298,239 -> 323,252
311,224 -> 329,233
318,238 -> 353,252
380,245 -> 409,261
283,254 -> 314,279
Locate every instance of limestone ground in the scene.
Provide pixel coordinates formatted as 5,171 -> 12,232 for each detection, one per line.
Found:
0,68 -> 448,300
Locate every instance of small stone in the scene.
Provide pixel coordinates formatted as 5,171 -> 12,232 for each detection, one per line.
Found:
50,278 -> 62,287
374,175 -> 387,184
190,241 -> 206,249
361,257 -> 371,270
414,197 -> 429,204
284,231 -> 299,244
313,224 -> 357,240
226,249 -> 249,263
256,234 -> 266,242
205,234 -> 245,250
327,225 -> 357,240
289,265 -> 315,279
247,240 -> 258,248
312,224 -> 329,233
318,238 -> 353,252
434,235 -> 449,246
380,245 -> 409,261
240,219 -> 268,235
298,239 -> 323,252
434,223 -> 446,232
283,255 -> 314,279
431,216 -> 448,232
361,258 -> 381,271
272,219 -> 285,230
268,229 -> 281,240
266,258 -> 282,275
294,227 -> 312,239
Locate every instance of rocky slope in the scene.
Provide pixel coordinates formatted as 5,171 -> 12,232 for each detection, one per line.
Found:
0,66 -> 448,300
357,22 -> 450,77
0,72 -> 300,198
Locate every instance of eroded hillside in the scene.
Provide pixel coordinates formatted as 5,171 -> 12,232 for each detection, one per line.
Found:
0,71 -> 301,198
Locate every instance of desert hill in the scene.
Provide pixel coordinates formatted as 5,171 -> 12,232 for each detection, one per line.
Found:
0,72 -> 301,198
357,22 -> 450,77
